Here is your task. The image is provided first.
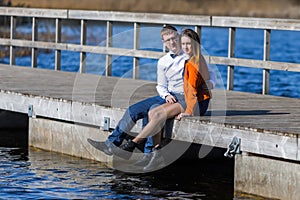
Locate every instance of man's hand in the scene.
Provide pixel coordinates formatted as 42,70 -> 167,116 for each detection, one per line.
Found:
165,95 -> 177,104
177,113 -> 192,121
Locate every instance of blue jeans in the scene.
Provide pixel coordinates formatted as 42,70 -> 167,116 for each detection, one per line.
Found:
106,95 -> 165,153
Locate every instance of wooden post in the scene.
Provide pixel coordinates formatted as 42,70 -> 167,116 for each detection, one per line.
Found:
195,25 -> 202,55
106,21 -> 112,76
133,22 -> 140,79
263,29 -> 271,95
79,19 -> 87,73
9,16 -> 16,66
55,18 -> 61,71
31,17 -> 38,68
227,27 -> 235,90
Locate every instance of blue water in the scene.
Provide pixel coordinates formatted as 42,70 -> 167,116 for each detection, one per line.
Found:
1,23 -> 299,97
0,129 -> 233,200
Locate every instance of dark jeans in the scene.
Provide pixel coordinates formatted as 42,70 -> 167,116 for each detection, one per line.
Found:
106,95 -> 165,153
199,99 -> 210,116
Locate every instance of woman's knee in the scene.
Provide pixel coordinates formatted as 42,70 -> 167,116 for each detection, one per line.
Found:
148,108 -> 166,121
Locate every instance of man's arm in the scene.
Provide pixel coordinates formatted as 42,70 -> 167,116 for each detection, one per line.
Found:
156,59 -> 171,98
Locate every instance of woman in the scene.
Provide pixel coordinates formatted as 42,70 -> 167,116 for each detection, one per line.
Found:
178,28 -> 211,120
112,29 -> 211,169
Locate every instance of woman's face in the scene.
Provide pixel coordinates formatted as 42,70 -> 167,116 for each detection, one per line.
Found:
181,35 -> 193,56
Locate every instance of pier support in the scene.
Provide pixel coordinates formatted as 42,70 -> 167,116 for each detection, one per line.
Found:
28,117 -> 112,166
234,153 -> 300,200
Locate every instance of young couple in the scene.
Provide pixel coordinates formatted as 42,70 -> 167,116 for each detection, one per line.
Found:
88,25 -> 215,172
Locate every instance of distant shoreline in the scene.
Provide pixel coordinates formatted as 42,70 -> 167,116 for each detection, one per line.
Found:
7,0 -> 300,19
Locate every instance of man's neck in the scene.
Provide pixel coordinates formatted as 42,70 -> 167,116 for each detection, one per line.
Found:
170,49 -> 181,56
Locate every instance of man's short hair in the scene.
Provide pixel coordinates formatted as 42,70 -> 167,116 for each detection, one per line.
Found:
160,24 -> 178,38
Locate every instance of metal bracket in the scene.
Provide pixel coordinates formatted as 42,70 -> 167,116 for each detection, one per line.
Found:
103,117 -> 110,131
224,136 -> 241,158
28,105 -> 33,117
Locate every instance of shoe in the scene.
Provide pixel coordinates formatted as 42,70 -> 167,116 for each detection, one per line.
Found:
87,138 -> 113,156
111,139 -> 136,160
143,147 -> 165,172
134,153 -> 152,167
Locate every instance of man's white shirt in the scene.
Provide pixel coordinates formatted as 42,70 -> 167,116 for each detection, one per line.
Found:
156,52 -> 189,98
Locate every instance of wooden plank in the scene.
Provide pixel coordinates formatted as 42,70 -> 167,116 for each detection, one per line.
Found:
172,118 -> 298,161
3,37 -> 299,72
212,16 -> 300,31
0,38 -> 164,59
68,10 -> 211,26
0,7 -> 68,18
209,56 -> 300,72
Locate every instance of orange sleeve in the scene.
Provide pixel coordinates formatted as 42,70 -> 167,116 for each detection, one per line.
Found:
184,61 -> 201,115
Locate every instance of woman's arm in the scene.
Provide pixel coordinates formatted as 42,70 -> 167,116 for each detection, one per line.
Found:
184,61 -> 202,115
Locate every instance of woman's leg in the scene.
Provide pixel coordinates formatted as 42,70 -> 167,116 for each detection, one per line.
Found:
110,103 -> 183,160
151,130 -> 162,147
132,102 -> 183,144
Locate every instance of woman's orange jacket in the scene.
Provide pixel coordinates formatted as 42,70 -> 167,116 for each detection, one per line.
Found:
183,55 -> 211,115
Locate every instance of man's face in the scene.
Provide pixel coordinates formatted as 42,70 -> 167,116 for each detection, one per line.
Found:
162,32 -> 180,54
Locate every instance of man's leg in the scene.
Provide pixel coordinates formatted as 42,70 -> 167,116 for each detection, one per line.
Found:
106,96 -> 165,147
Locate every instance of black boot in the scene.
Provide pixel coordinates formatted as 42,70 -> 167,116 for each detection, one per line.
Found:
143,146 -> 165,172
111,139 -> 136,160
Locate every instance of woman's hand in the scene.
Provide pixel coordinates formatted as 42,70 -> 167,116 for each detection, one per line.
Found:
165,95 -> 177,104
177,113 -> 192,121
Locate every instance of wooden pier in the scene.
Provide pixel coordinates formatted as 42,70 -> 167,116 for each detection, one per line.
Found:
0,7 -> 299,200
1,64 -> 299,199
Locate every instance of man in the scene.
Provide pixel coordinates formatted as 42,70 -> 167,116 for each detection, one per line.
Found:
88,25 -> 215,166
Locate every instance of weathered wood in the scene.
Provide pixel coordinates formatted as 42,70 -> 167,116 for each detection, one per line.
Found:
1,7 -> 300,95
209,56 -> 300,72
79,19 -> 87,73
212,16 -> 300,31
0,38 -> 165,59
0,65 -> 300,161
105,21 -> 112,76
4,37 -> 300,73
31,17 -> 38,68
172,118 -> 298,160
9,16 -> 15,66
0,7 -> 68,18
55,18 -> 61,71
227,27 -> 235,90
263,29 -> 271,94
133,22 -> 140,79
68,10 -> 211,26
